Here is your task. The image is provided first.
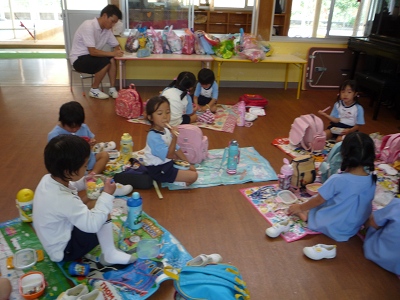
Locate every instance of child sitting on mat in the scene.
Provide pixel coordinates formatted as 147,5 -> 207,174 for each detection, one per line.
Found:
288,132 -> 376,242
161,71 -> 197,126
363,197 -> 400,275
142,96 -> 198,186
193,68 -> 218,113
33,134 -> 136,265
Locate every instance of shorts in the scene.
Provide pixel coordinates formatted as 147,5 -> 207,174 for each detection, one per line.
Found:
62,226 -> 99,262
181,114 -> 191,124
327,122 -> 354,138
73,55 -> 112,74
198,95 -> 213,106
87,152 -> 96,171
146,160 -> 178,183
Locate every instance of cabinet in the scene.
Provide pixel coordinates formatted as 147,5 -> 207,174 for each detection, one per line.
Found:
273,0 -> 292,36
194,11 -> 252,34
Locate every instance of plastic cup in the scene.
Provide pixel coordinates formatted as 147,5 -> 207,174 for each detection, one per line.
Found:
85,174 -> 106,200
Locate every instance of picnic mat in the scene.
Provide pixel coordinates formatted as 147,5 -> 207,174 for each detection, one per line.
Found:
240,184 -> 320,242
162,147 -> 278,190
128,104 -> 238,133
0,198 -> 192,300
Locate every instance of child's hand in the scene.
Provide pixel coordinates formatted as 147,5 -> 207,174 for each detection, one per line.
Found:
288,203 -> 302,215
89,138 -> 97,147
189,164 -> 196,172
341,128 -> 350,135
104,178 -> 116,196
318,110 -> 328,117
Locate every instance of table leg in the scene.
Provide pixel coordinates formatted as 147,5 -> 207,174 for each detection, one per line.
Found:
216,62 -> 222,86
284,64 -> 289,90
119,60 -> 123,90
297,64 -> 304,99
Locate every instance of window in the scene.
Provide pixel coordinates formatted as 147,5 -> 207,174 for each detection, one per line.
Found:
288,0 -> 388,38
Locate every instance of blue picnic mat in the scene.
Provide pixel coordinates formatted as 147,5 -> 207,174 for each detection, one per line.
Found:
162,146 -> 278,190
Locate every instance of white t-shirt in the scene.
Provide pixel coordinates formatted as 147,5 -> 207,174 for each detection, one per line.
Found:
69,18 -> 119,64
32,174 -> 114,262
161,87 -> 191,126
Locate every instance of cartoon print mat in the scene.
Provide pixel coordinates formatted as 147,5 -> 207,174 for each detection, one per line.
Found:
0,219 -> 71,300
57,197 -> 192,300
240,184 -> 320,242
127,104 -> 237,133
162,147 -> 278,190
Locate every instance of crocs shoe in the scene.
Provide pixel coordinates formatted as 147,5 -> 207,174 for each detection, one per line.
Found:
109,90 -> 119,99
103,141 -> 116,152
57,284 -> 89,300
186,253 -> 222,266
113,183 -> 133,197
303,244 -> 337,260
89,90 -> 109,100
77,289 -> 104,300
265,219 -> 291,238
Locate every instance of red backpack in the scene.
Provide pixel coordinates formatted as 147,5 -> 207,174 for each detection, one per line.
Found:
378,133 -> 400,163
115,84 -> 143,119
289,114 -> 326,152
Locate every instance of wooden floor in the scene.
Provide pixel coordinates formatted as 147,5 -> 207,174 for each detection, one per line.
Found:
1,60 -> 400,299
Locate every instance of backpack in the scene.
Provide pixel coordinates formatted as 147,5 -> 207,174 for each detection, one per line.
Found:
319,141 -> 342,183
289,114 -> 326,151
378,133 -> 400,163
115,84 -> 143,119
164,264 -> 250,300
238,94 -> 269,108
177,125 -> 208,164
291,155 -> 316,188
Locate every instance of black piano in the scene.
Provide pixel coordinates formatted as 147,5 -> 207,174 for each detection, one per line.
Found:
348,0 -> 400,120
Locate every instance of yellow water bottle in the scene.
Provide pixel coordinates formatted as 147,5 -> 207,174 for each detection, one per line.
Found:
16,189 -> 34,222
120,133 -> 133,164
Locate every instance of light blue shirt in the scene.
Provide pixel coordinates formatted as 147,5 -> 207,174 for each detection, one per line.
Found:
194,81 -> 219,100
330,101 -> 365,126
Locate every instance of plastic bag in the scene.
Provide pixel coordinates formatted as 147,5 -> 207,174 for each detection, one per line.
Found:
149,26 -> 163,54
125,29 -> 139,53
239,48 -> 266,62
181,29 -> 195,55
194,30 -> 206,54
164,25 -> 182,54
195,30 -> 214,55
213,39 -> 235,59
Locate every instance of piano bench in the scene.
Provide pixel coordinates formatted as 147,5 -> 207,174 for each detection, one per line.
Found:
355,71 -> 398,120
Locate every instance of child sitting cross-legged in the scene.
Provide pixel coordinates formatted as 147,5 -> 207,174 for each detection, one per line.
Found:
33,134 -> 136,265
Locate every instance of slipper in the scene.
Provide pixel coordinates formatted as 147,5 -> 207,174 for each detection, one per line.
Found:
303,244 -> 336,260
377,163 -> 398,176
186,253 -> 222,266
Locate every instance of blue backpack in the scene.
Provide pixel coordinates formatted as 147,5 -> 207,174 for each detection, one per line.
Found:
319,141 -> 342,183
164,264 -> 250,300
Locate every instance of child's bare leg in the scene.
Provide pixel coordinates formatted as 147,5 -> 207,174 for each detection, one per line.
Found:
325,129 -> 333,140
175,169 -> 198,185
297,211 -> 309,221
189,114 -> 198,123
92,151 -> 109,174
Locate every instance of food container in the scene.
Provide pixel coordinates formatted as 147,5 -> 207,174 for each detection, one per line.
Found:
136,239 -> 160,259
19,271 -> 45,300
14,248 -> 37,270
85,174 -> 106,200
306,183 -> 322,196
276,190 -> 298,204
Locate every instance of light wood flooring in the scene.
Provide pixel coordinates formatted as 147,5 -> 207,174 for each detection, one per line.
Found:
0,59 -> 399,299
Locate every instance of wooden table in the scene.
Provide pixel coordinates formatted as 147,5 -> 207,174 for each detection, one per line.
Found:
213,54 -> 307,99
115,53 -> 213,90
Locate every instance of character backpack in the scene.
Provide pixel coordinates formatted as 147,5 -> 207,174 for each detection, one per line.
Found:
319,141 -> 342,183
289,114 -> 326,152
378,133 -> 400,163
115,84 -> 143,119
177,124 -> 208,164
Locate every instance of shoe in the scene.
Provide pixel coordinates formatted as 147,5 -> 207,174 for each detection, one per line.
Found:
113,183 -> 133,197
186,253 -> 222,266
89,90 -> 109,100
57,284 -> 89,300
303,244 -> 337,260
103,141 -> 116,151
265,219 -> 291,238
77,289 -> 104,300
109,89 -> 118,99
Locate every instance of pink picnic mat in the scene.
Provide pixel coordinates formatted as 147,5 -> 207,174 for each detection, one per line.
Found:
128,104 -> 237,133
240,184 -> 320,242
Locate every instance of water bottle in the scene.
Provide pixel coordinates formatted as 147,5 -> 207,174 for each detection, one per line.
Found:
120,133 -> 133,164
127,192 -> 142,231
237,101 -> 246,127
227,140 -> 240,175
278,158 -> 293,190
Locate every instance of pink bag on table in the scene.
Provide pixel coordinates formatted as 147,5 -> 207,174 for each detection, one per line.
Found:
181,29 -> 195,55
149,26 -> 163,54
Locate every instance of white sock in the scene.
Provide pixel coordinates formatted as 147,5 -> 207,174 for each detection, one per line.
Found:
90,88 -> 101,93
96,220 -> 134,264
69,176 -> 86,191
109,87 -> 117,92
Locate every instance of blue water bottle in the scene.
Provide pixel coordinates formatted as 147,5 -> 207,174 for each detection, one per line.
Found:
227,140 -> 240,175
127,192 -> 142,230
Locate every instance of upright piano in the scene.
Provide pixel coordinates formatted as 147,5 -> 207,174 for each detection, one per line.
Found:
347,0 -> 400,120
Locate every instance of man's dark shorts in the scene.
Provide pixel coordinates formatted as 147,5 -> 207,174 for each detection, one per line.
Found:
73,55 -> 112,74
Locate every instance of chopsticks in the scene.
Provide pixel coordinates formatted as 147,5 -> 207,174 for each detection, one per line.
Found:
321,106 -> 331,113
166,123 -> 179,136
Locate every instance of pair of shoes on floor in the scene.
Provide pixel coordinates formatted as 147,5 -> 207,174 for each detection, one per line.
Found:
57,284 -> 104,300
186,253 -> 223,266
303,244 -> 337,260
93,141 -> 116,153
265,219 -> 291,238
89,89 -> 118,100
114,183 -> 133,197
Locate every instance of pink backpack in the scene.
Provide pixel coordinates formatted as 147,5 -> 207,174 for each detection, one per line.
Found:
378,133 -> 400,163
115,84 -> 143,119
177,125 -> 208,164
289,114 -> 326,151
